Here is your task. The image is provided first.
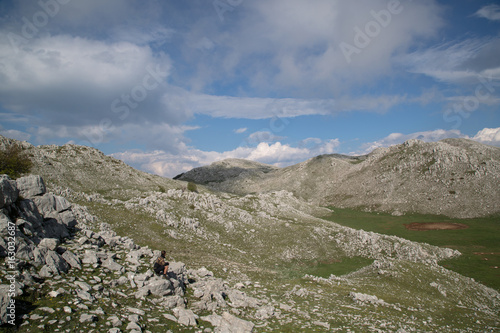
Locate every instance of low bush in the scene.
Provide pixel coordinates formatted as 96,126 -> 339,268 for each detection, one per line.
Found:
0,144 -> 33,179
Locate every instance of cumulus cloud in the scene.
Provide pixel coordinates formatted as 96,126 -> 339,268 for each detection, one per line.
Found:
214,0 -> 445,96
113,138 -> 341,178
0,33 -> 200,151
472,127 -> 500,146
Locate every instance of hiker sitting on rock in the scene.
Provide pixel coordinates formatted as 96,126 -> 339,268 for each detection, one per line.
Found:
154,250 -> 169,276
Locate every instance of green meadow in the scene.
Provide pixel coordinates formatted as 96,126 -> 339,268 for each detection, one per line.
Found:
324,208 -> 500,291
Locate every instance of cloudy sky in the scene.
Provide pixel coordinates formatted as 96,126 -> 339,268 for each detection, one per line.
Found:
1,0 -> 499,177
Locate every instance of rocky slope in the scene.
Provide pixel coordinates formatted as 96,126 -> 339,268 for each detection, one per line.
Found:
173,159 -> 278,185
0,136 -> 499,332
177,139 -> 500,218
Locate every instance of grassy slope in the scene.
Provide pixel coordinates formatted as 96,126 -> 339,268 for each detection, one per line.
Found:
323,207 -> 500,291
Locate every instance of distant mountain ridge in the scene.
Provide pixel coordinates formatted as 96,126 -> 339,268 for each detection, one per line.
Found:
176,138 -> 500,218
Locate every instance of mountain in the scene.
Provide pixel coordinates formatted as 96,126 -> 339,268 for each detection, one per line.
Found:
173,158 -> 278,184
0,135 -> 499,332
177,138 -> 500,218
0,136 -> 181,198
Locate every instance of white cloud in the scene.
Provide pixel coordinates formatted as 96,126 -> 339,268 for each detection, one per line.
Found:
404,37 -> 500,85
0,128 -> 31,142
357,129 -> 467,155
356,127 -> 500,155
234,128 -> 247,134
186,93 -> 407,119
113,138 -> 341,178
246,131 -> 285,144
474,4 -> 500,21
472,127 -> 500,146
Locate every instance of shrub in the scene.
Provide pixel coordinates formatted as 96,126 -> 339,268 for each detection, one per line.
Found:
0,144 -> 33,179
187,182 -> 198,193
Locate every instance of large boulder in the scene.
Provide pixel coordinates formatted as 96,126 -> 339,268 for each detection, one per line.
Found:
32,193 -> 71,216
16,175 -> 45,198
62,250 -> 82,270
173,307 -> 198,326
0,175 -> 18,209
215,312 -> 254,333
37,219 -> 70,240
16,199 -> 43,227
44,250 -> 69,274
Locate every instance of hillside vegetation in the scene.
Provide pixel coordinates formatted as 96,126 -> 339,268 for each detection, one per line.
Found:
1,135 -> 498,332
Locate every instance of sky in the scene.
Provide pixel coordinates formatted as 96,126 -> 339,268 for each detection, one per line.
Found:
0,0 -> 499,177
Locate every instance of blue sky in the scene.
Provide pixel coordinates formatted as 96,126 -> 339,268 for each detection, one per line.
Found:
0,0 -> 499,177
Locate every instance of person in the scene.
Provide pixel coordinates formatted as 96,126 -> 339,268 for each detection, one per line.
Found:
154,250 -> 169,276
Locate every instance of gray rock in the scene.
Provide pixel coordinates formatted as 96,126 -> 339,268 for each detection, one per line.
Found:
76,289 -> 95,302
0,285 -> 15,325
0,238 -> 7,257
145,277 -> 173,297
227,289 -> 260,308
163,313 -> 178,322
160,295 -> 185,309
255,305 -> 275,320
58,210 -> 78,228
62,250 -> 82,269
0,175 -> 18,208
127,307 -> 145,316
33,247 -> 48,267
16,175 -> 45,198
44,250 -> 69,274
38,238 -> 60,251
32,193 -> 71,216
108,315 -> 122,327
133,270 -> 153,288
126,250 -> 143,265
128,314 -> 141,323
38,219 -> 70,240
215,312 -> 254,333
79,313 -> 98,323
126,321 -> 142,331
0,212 -> 12,238
200,314 -> 222,327
15,237 -> 35,261
39,265 -> 54,278
75,281 -> 91,292
17,199 -> 43,227
82,250 -> 100,265
102,258 -> 124,272
174,307 -> 197,327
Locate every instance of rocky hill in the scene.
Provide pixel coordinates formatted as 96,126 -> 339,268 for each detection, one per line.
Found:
0,136 -> 499,332
176,139 -> 500,218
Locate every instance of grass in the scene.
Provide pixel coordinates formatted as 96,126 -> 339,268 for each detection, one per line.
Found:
324,207 -> 500,291
278,256 -> 374,279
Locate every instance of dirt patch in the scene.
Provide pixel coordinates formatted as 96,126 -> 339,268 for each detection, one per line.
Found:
404,222 -> 469,231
